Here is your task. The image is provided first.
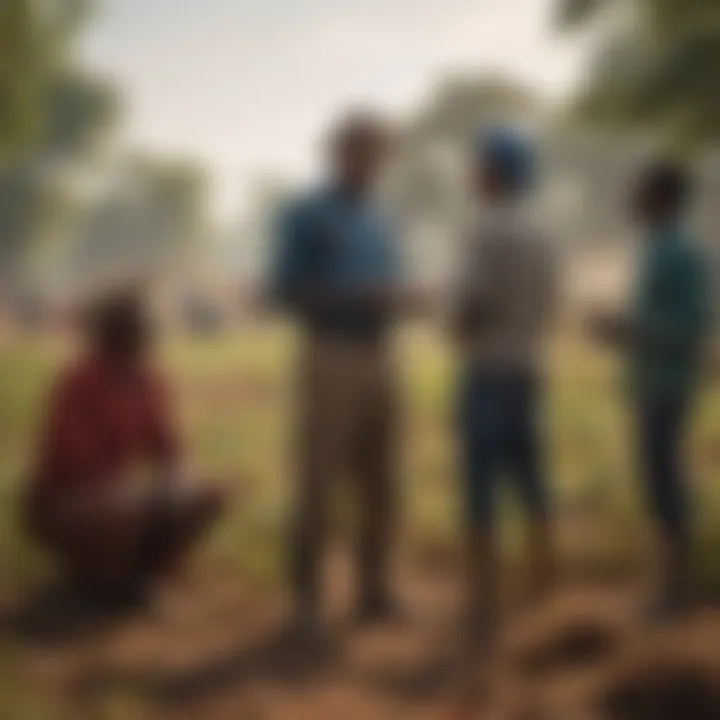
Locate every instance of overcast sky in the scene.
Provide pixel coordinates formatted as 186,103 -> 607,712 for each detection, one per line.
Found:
79,0 -> 588,217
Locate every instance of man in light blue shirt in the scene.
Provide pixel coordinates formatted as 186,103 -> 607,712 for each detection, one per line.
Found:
270,111 -> 413,641
272,175 -> 401,341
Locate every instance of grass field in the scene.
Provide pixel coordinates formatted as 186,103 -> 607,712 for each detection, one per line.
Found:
3,324 -> 720,718
3,323 -> 720,591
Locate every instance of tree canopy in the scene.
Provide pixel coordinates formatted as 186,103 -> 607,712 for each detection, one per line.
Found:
558,0 -> 720,151
0,1 -> 117,288
0,0 -> 110,159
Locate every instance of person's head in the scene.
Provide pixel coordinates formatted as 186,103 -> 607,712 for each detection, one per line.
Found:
84,289 -> 153,365
473,126 -> 536,201
632,160 -> 692,227
328,110 -> 391,196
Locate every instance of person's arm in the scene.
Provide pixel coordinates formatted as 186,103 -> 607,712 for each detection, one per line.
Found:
539,238 -> 560,329
451,290 -> 495,340
586,311 -> 637,349
449,228 -> 501,341
267,201 -> 312,312
37,371 -> 97,486
146,373 -> 187,489
589,246 -> 710,352
359,220 -> 433,317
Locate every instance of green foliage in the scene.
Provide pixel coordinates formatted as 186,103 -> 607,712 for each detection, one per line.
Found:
68,158 -> 208,286
0,1 -> 119,287
559,0 -> 720,150
43,71 -> 118,159
0,166 -> 47,272
0,0 -> 96,155
0,0 -> 44,154
557,0 -> 605,28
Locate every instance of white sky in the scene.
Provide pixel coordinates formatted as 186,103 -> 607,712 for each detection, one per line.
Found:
79,0 -> 588,218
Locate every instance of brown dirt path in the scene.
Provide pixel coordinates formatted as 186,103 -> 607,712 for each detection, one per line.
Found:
4,555 -> 720,720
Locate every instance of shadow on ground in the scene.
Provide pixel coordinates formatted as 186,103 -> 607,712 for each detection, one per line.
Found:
0,583 -> 137,646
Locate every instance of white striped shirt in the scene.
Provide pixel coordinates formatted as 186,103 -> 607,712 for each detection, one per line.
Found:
454,201 -> 558,370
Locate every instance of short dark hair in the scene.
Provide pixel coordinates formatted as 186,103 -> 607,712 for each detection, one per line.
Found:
85,289 -> 151,359
329,109 -> 390,156
638,160 -> 693,212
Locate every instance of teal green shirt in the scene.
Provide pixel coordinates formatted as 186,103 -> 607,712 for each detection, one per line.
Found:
630,221 -> 711,399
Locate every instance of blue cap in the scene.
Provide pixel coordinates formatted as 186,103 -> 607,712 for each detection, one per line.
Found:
476,125 -> 536,193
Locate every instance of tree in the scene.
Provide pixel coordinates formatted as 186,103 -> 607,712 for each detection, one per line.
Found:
558,0 -> 720,150
0,0 -> 95,156
67,158 -> 209,291
0,1 -> 118,289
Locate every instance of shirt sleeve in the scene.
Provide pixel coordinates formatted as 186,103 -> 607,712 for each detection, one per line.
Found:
267,200 -> 313,309
453,225 -> 504,315
146,375 -> 181,467
538,238 -> 560,326
36,371 -> 96,484
381,213 -> 404,284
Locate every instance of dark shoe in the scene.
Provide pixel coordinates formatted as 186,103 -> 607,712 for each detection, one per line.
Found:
642,589 -> 691,627
274,611 -> 337,674
281,604 -> 328,647
75,583 -> 151,618
356,594 -> 406,626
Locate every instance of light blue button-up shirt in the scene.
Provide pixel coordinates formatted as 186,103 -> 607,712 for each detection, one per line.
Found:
270,185 -> 401,339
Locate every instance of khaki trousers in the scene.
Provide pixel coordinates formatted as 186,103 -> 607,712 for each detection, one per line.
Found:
291,335 -> 398,610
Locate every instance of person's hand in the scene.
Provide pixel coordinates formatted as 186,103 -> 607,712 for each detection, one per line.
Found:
702,343 -> 720,380
585,311 -> 634,348
347,284 -> 418,314
397,285 -> 434,317
450,300 -> 495,342
157,465 -> 199,503
356,283 -> 395,308
307,283 -> 430,317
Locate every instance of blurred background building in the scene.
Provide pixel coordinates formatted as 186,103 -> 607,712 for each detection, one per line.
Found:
0,0 -> 719,321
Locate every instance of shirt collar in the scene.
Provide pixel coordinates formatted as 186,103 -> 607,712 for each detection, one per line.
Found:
650,216 -> 685,244
87,352 -> 147,386
324,180 -> 374,209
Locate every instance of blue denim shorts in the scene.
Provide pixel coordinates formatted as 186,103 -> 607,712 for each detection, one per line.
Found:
458,367 -> 549,528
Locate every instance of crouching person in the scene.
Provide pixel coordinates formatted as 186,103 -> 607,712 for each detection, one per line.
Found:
24,290 -> 226,611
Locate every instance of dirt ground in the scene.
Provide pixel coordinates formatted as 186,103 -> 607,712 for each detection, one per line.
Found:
4,550 -> 720,720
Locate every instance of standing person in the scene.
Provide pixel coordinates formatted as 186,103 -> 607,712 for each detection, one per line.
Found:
589,161 -> 711,619
24,290 -> 226,612
452,127 -> 558,672
270,111 -> 411,641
